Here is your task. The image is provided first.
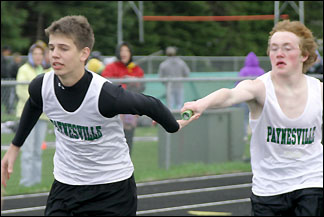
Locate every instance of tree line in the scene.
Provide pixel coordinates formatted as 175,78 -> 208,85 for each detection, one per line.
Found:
1,1 -> 323,57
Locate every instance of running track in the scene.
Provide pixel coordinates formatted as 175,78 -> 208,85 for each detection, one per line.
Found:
1,172 -> 253,216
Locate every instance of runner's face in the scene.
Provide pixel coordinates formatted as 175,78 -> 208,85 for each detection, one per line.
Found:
269,31 -> 307,75
48,34 -> 89,76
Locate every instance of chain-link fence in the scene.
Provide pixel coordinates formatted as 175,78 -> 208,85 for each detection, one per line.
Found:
133,56 -> 273,74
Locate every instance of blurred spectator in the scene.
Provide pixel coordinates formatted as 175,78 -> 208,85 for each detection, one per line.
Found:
16,43 -> 48,187
11,52 -> 23,75
86,51 -> 105,75
1,45 -> 13,79
1,45 -> 12,114
36,40 -> 51,71
158,46 -> 190,109
101,42 -> 145,155
6,52 -> 23,115
1,45 -> 19,114
236,52 -> 265,140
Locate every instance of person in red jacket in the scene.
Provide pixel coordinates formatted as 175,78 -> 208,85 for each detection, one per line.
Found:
102,42 -> 145,155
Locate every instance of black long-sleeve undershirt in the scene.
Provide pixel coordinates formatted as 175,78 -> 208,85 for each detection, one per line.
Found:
12,71 -> 179,147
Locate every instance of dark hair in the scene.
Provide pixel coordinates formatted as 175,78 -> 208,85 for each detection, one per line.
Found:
45,15 -> 94,51
115,41 -> 133,65
2,45 -> 12,52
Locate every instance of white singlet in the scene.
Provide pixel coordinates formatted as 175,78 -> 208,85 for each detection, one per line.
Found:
42,70 -> 134,185
249,72 -> 323,196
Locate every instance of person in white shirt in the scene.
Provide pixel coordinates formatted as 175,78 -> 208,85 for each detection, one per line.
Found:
180,20 -> 323,216
1,15 -> 187,216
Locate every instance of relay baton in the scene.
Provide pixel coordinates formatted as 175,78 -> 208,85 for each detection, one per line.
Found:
181,110 -> 194,120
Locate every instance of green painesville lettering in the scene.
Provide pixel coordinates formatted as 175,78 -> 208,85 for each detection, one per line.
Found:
302,129 -> 306,144
291,128 -> 296,144
286,128 -> 292,145
96,126 -> 102,138
281,128 -> 287,144
276,128 -> 281,144
72,124 -> 79,139
267,126 -> 272,142
49,119 -> 102,141
271,128 -> 276,143
77,126 -> 84,140
266,126 -> 316,146
296,129 -> 303,144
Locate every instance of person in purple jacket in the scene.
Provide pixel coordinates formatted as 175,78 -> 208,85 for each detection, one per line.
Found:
239,52 -> 265,78
237,52 -> 265,141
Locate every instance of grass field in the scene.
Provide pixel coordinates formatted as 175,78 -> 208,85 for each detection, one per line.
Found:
1,126 -> 251,196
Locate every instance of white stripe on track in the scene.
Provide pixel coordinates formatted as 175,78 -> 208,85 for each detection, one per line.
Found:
136,198 -> 251,215
136,172 -> 252,187
138,183 -> 252,199
1,198 -> 251,215
1,206 -> 46,214
4,192 -> 49,200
